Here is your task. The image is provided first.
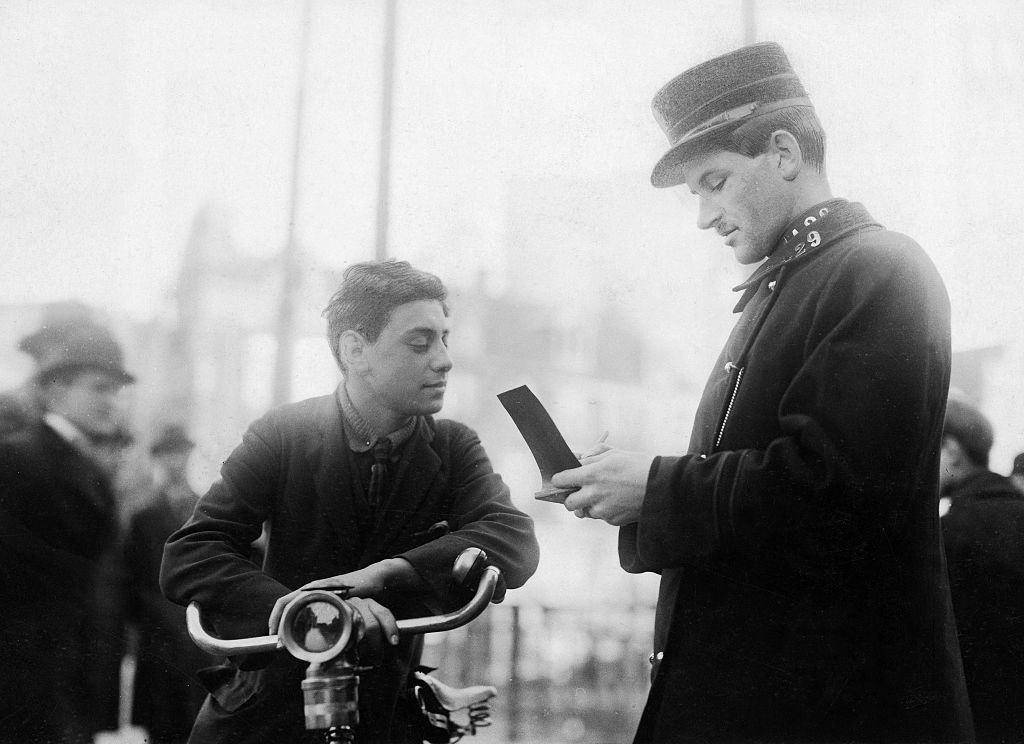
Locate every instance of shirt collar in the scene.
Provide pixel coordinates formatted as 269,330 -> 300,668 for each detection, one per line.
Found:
336,384 -> 417,454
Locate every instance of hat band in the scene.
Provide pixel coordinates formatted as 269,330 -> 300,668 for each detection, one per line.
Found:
679,96 -> 813,143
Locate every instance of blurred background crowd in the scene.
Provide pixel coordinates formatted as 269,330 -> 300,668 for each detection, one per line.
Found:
3,1 -> 1024,743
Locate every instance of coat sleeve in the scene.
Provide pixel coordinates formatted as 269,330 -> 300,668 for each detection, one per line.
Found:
159,411 -> 289,634
622,240 -> 950,571
396,421 -> 540,600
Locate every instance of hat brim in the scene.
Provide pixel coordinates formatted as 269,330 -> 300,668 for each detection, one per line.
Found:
36,361 -> 135,386
650,120 -> 746,188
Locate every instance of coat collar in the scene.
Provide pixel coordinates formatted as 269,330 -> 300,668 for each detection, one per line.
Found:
732,199 -> 882,312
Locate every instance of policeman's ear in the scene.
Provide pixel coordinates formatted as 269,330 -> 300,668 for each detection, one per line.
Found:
338,330 -> 371,375
768,129 -> 802,181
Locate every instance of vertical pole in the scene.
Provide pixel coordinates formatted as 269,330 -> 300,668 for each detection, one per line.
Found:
509,604 -> 522,742
272,0 -> 312,407
374,0 -> 398,261
742,0 -> 757,45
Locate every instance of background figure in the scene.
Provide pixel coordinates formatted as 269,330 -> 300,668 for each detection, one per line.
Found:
0,320 -> 134,743
0,301 -> 99,435
124,424 -> 214,744
87,424 -> 137,739
1009,452 -> 1024,494
940,396 -> 1024,743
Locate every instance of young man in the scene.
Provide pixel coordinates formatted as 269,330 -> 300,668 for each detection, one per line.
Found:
553,43 -> 973,742
161,260 -> 539,743
939,396 -> 1024,743
0,320 -> 135,743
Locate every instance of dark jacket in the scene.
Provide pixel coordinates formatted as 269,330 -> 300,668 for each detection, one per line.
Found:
942,470 -> 1024,743
125,491 -> 215,742
620,200 -> 973,743
160,394 -> 540,744
0,422 -> 119,743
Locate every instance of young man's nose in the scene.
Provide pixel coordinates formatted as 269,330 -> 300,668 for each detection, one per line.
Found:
431,344 -> 453,372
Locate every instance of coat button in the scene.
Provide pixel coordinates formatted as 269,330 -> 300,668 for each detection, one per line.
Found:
768,280 -> 777,292
723,361 -> 737,373
648,651 -> 664,664
698,454 -> 708,460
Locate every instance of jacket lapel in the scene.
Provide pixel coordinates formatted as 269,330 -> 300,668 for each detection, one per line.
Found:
310,395 -> 363,561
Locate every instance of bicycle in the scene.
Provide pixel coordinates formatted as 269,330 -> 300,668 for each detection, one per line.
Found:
187,547 -> 502,743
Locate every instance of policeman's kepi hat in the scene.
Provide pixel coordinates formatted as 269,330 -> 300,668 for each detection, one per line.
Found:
650,41 -> 814,188
943,396 -> 994,467
31,320 -> 135,385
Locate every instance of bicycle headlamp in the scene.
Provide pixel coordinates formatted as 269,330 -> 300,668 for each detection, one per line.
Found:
278,590 -> 359,664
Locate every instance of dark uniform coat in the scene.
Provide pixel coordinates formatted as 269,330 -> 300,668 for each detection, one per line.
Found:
125,491 -> 215,742
0,422 -> 119,743
160,394 -> 540,744
942,470 -> 1024,743
620,200 -> 973,743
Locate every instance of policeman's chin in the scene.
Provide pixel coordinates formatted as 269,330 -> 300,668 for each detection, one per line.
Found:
730,236 -> 770,266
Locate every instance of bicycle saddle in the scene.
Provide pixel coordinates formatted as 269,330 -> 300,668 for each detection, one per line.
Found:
414,671 -> 497,711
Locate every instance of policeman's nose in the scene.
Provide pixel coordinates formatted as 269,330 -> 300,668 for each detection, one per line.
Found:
696,196 -> 721,231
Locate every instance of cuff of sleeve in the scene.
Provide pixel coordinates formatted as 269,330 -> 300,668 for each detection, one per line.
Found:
636,453 -> 739,568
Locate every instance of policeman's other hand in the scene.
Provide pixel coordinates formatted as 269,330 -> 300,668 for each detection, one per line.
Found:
552,449 -> 654,526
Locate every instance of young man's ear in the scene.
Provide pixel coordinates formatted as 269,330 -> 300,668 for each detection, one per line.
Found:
768,129 -> 802,181
338,330 -> 370,374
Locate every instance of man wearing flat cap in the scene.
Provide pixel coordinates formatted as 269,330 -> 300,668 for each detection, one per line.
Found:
124,424 -> 214,744
553,42 -> 972,742
939,395 -> 1024,743
0,320 -> 135,742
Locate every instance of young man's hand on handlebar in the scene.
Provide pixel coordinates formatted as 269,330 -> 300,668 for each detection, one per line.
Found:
268,557 -> 427,648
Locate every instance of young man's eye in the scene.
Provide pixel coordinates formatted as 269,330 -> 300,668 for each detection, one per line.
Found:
710,178 -> 726,192
409,343 -> 429,353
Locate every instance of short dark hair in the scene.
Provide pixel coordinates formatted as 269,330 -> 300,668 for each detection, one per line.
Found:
323,260 -> 448,370
684,106 -> 826,174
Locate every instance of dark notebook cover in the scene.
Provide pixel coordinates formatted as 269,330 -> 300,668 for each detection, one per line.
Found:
497,385 -> 580,503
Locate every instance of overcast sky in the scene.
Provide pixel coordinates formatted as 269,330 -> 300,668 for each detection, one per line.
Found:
4,1 -> 1024,462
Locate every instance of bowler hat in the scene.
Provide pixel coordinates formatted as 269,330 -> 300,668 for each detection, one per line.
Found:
650,41 -> 814,188
943,397 -> 994,467
32,321 -> 135,385
150,424 -> 194,455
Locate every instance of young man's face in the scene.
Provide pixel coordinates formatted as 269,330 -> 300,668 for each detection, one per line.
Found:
681,148 -> 794,265
361,299 -> 453,418
47,368 -> 124,438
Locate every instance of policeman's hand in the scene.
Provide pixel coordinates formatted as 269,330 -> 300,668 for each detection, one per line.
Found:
552,449 -> 654,526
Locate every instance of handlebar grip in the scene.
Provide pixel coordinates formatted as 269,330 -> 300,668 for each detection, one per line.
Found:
396,564 -> 502,635
186,603 -> 282,656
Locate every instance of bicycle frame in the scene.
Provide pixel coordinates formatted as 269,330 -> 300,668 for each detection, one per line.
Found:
186,548 -> 502,741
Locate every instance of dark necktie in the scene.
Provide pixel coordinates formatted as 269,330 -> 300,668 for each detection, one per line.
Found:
368,439 -> 391,508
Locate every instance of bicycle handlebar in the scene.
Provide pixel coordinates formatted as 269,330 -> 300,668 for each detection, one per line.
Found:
186,550 -> 502,658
